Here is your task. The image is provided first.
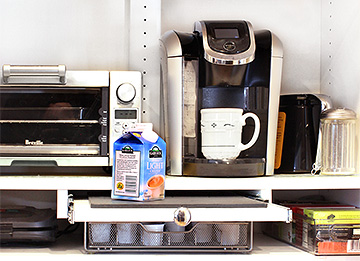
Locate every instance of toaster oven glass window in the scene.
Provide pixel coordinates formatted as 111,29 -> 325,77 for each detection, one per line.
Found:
0,88 -> 102,120
0,87 -> 108,156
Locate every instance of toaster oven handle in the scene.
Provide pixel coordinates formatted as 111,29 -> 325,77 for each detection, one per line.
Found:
2,64 -> 66,84
10,160 -> 58,167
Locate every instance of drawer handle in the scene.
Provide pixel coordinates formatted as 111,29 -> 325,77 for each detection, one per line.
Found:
173,207 -> 191,227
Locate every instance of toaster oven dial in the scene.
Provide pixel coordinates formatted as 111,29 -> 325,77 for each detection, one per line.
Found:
116,83 -> 136,104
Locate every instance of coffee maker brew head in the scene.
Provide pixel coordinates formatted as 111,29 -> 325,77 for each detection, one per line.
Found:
194,21 -> 256,65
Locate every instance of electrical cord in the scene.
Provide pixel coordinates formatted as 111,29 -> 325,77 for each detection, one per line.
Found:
56,222 -> 80,238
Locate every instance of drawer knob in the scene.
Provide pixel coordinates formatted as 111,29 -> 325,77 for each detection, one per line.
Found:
173,207 -> 191,226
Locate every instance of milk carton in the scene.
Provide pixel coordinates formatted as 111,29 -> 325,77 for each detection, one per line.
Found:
112,126 -> 166,201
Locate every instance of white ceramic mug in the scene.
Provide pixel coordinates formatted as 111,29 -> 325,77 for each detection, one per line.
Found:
200,108 -> 260,161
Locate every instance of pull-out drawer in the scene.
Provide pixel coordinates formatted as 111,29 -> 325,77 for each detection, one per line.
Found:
85,221 -> 253,253
69,196 -> 291,223
70,195 -> 291,253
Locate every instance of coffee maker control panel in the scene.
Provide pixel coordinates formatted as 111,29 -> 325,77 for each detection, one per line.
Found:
195,21 -> 256,65
206,22 -> 251,54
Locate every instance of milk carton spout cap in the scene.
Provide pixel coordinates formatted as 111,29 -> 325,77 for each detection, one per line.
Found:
129,123 -> 159,142
141,130 -> 159,143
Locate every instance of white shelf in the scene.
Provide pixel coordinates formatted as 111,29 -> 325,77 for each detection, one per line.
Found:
0,175 -> 111,191
0,174 -> 359,191
0,231 -> 357,260
165,174 -> 360,191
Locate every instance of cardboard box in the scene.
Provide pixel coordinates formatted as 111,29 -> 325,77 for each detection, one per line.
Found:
301,208 -> 360,255
112,126 -> 166,201
288,204 -> 355,246
264,204 -> 360,255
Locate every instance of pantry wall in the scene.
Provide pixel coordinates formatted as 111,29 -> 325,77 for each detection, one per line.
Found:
0,0 -> 360,254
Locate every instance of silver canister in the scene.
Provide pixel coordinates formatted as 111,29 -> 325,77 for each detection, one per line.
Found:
318,108 -> 357,175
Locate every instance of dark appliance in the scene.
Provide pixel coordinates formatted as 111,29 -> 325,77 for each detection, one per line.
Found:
274,94 -> 332,173
160,20 -> 283,177
0,206 -> 57,243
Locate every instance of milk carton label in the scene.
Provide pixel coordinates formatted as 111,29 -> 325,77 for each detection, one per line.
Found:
114,147 -> 140,197
112,129 -> 166,201
149,146 -> 162,158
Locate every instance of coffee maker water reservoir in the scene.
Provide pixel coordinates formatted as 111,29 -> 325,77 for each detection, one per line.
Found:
160,21 -> 283,177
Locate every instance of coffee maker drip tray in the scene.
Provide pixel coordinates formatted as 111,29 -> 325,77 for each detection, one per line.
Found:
183,158 -> 265,177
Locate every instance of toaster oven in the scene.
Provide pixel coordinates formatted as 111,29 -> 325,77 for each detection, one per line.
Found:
0,65 -> 142,167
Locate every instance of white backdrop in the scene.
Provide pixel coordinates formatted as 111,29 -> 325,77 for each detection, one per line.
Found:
1,0 -> 360,207
0,0 -> 128,70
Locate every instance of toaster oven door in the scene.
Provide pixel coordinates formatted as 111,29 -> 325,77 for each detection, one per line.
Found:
0,86 -> 108,166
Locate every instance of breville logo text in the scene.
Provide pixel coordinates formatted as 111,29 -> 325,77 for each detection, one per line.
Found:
25,139 -> 44,146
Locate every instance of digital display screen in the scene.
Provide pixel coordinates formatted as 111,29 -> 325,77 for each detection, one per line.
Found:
115,109 -> 137,119
214,28 -> 239,39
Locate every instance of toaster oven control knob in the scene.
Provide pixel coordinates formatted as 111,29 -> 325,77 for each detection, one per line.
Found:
173,207 -> 191,227
116,83 -> 136,104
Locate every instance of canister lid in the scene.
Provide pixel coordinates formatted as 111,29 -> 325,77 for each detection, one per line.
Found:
321,107 -> 357,120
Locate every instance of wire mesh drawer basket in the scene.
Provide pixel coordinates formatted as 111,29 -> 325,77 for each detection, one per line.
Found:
85,221 -> 253,253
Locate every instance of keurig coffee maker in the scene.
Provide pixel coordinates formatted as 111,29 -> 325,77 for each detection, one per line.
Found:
160,20 -> 283,177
